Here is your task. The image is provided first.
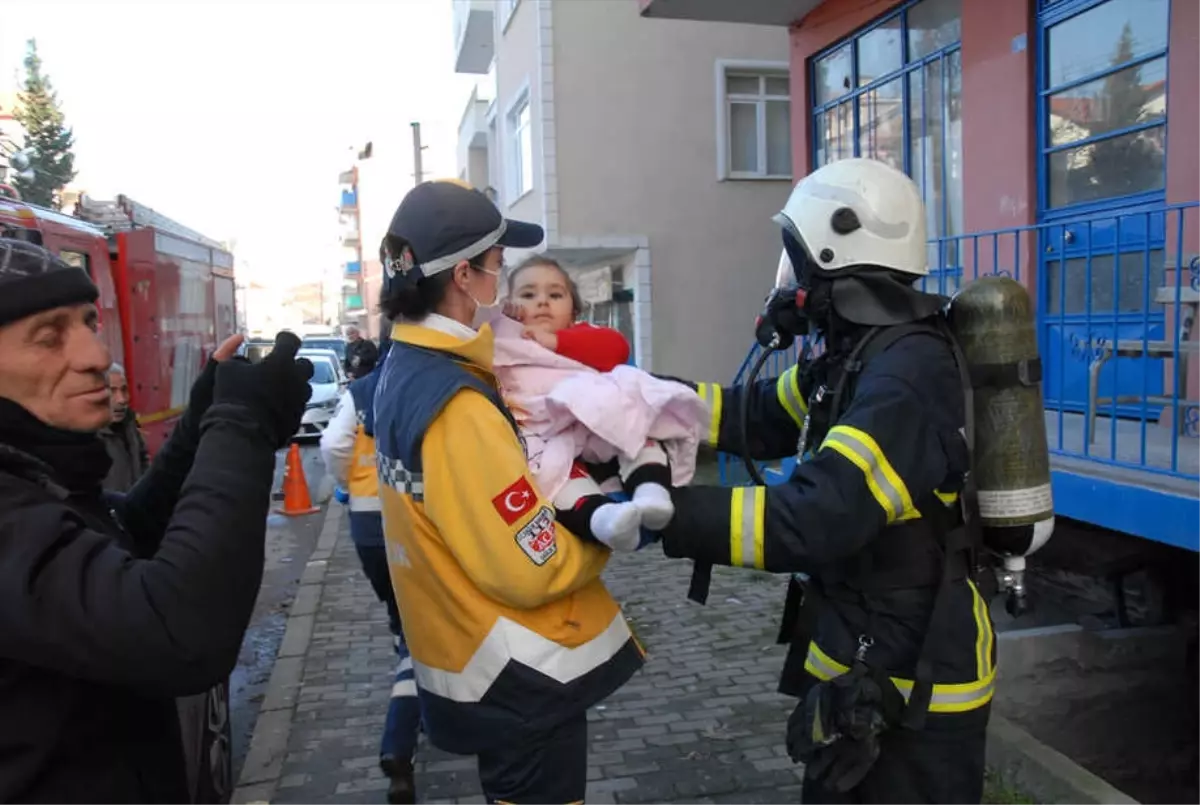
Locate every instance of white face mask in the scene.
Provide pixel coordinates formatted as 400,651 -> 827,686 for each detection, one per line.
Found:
467,265 -> 502,310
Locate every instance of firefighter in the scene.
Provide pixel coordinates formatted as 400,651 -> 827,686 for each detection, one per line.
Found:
657,158 -> 995,803
372,180 -> 644,804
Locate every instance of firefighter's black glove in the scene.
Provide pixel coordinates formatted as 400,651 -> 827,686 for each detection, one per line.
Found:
657,488 -> 726,564
650,373 -> 698,392
786,661 -> 891,793
212,331 -> 314,448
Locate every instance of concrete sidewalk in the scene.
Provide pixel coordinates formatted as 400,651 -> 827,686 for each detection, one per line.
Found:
234,503 -> 806,804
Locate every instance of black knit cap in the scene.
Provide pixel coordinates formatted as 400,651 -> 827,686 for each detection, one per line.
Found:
0,237 -> 99,327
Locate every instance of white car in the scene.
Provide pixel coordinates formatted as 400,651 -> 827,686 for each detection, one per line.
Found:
295,349 -> 347,440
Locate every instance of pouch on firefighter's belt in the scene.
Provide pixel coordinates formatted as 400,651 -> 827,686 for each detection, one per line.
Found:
785,658 -> 905,792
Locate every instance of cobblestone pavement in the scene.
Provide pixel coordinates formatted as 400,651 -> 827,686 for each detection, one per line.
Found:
269,514 -> 804,804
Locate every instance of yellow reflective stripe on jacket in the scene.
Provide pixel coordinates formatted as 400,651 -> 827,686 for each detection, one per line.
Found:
934,489 -> 959,506
820,425 -> 919,523
803,641 -> 995,714
696,383 -> 723,446
728,486 -> 766,569
968,579 -> 994,679
775,365 -> 807,427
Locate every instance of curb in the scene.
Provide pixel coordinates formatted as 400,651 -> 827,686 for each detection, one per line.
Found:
986,714 -> 1139,804
232,503 -> 344,805
987,624 -> 1152,804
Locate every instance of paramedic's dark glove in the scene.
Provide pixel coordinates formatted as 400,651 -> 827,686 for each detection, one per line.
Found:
213,331 -> 313,448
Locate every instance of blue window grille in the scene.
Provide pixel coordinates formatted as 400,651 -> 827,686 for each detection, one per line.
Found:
810,0 -> 963,296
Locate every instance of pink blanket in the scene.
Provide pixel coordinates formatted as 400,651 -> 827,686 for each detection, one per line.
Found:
490,316 -> 705,499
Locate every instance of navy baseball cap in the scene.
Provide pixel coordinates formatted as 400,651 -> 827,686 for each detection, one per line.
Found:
383,180 -> 544,283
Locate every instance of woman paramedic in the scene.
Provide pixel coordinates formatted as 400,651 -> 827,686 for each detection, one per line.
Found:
371,179 -> 644,805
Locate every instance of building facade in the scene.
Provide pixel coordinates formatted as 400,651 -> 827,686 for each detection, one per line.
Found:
638,0 -> 1199,549
452,0 -> 797,380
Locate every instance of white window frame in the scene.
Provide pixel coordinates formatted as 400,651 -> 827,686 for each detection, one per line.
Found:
498,0 -> 520,34
714,59 -> 793,182
506,83 -> 534,204
486,108 -> 500,202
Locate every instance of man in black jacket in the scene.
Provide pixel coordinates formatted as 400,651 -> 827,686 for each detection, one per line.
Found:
344,324 -> 379,379
0,237 -> 314,803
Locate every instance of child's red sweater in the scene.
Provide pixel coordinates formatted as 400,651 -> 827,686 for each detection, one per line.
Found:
554,323 -> 630,373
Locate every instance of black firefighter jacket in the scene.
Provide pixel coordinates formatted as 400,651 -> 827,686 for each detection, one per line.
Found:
0,401 -> 277,803
663,327 -> 997,719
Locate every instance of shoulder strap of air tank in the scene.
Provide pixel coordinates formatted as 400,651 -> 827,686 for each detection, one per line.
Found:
899,317 -> 985,731
829,321 -> 945,421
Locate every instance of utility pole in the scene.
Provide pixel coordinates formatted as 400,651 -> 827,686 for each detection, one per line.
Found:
411,121 -> 425,185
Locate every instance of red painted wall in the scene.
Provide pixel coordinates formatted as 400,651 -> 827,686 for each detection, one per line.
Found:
1165,0 -> 1199,400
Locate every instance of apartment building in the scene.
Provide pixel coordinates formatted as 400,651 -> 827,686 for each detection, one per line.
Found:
452,0 -> 793,379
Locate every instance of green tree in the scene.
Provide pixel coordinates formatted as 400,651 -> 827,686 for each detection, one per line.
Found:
13,39 -> 77,208
1071,23 -> 1163,202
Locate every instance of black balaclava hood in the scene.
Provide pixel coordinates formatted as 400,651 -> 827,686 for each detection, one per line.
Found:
781,229 -> 946,332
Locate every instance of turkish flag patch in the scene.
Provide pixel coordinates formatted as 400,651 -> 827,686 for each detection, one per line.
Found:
492,476 -> 538,525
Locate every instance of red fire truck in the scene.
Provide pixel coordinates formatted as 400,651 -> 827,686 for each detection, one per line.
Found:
0,193 -> 236,803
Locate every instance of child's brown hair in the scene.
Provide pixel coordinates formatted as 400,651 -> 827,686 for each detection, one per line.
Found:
507,255 -> 584,319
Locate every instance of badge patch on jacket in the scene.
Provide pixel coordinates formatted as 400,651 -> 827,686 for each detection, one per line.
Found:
493,476 -> 538,525
515,507 -> 558,565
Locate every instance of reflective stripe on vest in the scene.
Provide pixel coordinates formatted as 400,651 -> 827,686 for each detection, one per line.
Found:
413,613 -> 633,703
803,641 -> 995,714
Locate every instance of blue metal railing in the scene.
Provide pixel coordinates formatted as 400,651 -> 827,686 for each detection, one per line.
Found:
344,260 -> 362,276
340,189 -> 357,209
719,200 -> 1200,488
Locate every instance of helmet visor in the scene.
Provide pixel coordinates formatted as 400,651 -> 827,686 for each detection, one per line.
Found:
773,248 -> 795,291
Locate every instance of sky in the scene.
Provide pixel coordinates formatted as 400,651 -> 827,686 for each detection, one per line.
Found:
0,0 -> 476,287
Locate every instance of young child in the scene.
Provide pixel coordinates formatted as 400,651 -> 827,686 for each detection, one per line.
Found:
491,256 -> 704,551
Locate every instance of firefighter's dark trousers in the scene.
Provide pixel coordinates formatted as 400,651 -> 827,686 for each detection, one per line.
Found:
801,704 -> 990,804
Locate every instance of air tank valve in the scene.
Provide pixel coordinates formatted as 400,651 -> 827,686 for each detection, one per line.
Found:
997,555 -> 1030,618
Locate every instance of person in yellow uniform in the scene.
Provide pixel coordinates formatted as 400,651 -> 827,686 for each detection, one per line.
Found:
372,180 -> 644,804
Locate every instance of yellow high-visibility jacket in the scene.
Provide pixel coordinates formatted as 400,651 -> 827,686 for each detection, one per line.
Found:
374,315 -> 643,754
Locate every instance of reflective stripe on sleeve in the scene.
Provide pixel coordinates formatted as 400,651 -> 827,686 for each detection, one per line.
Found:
775,365 -> 807,427
803,641 -> 994,714
727,486 -> 766,570
696,383 -> 723,447
820,425 -> 918,523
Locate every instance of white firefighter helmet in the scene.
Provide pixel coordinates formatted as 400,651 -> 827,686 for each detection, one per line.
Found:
772,158 -> 929,288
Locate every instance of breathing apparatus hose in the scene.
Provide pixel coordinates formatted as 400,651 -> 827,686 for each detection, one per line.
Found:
740,346 -> 777,487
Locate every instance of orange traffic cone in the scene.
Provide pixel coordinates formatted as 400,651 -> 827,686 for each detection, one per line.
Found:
276,443 -> 320,516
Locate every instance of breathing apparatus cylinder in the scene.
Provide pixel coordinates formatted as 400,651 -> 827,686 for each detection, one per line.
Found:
947,275 -> 1055,616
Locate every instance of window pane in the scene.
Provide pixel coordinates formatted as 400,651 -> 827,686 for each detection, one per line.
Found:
1048,57 -> 1166,147
857,16 -> 902,86
909,59 -> 944,247
1047,0 -> 1168,88
764,76 -> 790,97
907,0 -> 962,60
817,101 -> 854,166
726,74 -> 760,96
766,100 -> 792,176
1048,124 -> 1165,207
814,44 -> 852,105
1046,249 -> 1165,314
858,77 -> 904,172
729,102 -> 759,173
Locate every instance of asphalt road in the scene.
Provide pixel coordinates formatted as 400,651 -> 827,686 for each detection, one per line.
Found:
229,440 -> 331,783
